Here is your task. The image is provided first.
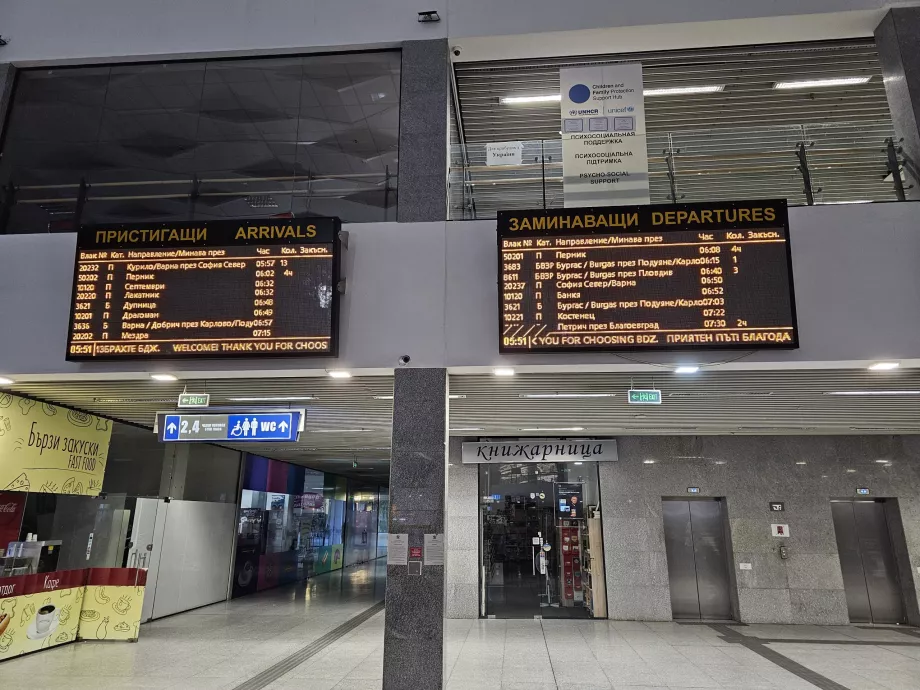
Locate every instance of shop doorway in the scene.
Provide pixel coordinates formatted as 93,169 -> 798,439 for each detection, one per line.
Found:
831,500 -> 905,624
479,463 -> 606,619
662,499 -> 732,620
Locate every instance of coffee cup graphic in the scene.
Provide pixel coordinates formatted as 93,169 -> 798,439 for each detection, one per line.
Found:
35,605 -> 56,635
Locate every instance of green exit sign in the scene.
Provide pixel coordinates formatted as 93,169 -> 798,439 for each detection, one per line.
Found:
628,389 -> 662,405
177,393 -> 210,408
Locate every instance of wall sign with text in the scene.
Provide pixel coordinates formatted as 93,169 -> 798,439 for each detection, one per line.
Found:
66,218 -> 341,360
498,199 -> 797,353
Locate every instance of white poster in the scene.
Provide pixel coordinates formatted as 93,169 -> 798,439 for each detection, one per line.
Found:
560,63 -> 649,207
423,534 -> 444,566
486,141 -> 524,166
387,534 -> 409,565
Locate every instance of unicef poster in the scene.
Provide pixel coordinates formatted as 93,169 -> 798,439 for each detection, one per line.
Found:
560,64 -> 650,207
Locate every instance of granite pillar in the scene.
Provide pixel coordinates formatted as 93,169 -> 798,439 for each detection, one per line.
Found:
875,8 -> 920,200
382,368 -> 447,690
398,39 -> 449,222
445,437 -> 480,618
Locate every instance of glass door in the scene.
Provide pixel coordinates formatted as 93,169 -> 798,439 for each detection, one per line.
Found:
479,462 -> 604,619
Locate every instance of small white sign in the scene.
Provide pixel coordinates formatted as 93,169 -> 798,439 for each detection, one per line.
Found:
387,534 -> 409,565
486,141 -> 523,166
739,563 -> 753,571
85,532 -> 94,561
771,524 -> 790,538
532,536 -> 541,545
424,533 -> 444,566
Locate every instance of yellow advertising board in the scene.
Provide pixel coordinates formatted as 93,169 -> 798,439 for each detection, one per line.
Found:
0,393 -> 112,496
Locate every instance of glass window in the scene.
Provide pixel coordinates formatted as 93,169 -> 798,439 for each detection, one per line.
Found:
344,482 -> 379,567
0,51 -> 401,233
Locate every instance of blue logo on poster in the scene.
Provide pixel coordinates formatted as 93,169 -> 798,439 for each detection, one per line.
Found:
569,84 -> 591,104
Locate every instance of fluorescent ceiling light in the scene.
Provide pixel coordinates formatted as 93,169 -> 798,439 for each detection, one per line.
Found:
519,393 -> 617,399
868,362 -> 899,371
328,371 -> 352,379
228,396 -> 316,402
674,366 -> 700,374
774,76 -> 870,90
500,94 -> 561,104
450,427 -> 484,432
824,390 -> 920,396
519,426 -> 585,432
150,374 -> 178,382
574,461 -> 583,465
308,428 -> 372,433
875,459 -> 892,464
643,459 -> 656,464
846,469 -> 857,473
0,377 -> 13,386
644,85 -> 724,96
374,394 -> 465,400
493,368 -> 515,377
796,461 -> 807,465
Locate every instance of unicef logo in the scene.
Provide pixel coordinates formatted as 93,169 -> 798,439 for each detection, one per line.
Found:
568,84 -> 591,104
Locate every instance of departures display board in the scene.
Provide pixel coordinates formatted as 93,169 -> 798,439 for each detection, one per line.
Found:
67,218 -> 340,360
498,200 -> 797,353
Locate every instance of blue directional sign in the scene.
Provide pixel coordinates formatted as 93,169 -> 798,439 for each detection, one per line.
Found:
227,414 -> 296,441
158,411 -> 301,443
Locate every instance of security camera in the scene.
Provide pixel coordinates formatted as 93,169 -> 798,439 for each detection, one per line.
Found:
452,46 -> 462,57
398,355 -> 411,366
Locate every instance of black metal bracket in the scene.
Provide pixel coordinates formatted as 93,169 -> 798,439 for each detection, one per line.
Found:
885,137 -> 908,202
0,36 -> 9,47
73,178 -> 89,228
0,181 -> 16,235
795,142 -> 817,205
664,148 -> 684,203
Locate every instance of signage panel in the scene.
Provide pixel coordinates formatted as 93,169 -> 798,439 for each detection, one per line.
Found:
498,199 -> 797,352
560,63 -> 649,207
0,393 -> 112,496
66,218 -> 340,360
462,440 -> 618,464
628,389 -> 661,404
157,411 -> 301,443
177,393 -> 210,409
486,141 -> 524,166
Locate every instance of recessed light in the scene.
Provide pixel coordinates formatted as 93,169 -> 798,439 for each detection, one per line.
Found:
714,461 -> 727,465
674,366 -> 700,374
150,374 -> 178,382
519,427 -> 585,432
846,469 -> 857,473
796,461 -> 807,465
824,391 -> 920,396
228,396 -> 316,402
500,94 -> 562,104
643,459 -> 656,464
0,377 -> 14,386
875,459 -> 892,464
574,461 -> 583,465
373,395 -> 394,400
519,393 -> 617,399
328,371 -> 352,379
868,362 -> 900,371
774,76 -> 870,90
450,427 -> 484,432
644,85 -> 724,97
493,368 -> 515,377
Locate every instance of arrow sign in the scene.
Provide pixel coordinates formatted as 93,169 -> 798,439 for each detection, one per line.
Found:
157,411 -> 301,443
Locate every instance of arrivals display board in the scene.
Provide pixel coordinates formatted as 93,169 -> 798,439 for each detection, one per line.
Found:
66,218 -> 340,360
498,200 -> 797,353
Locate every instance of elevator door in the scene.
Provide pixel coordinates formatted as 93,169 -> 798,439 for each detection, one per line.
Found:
831,500 -> 904,624
662,499 -> 732,620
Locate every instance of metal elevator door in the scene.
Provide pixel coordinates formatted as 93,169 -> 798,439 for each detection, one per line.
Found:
662,499 -> 732,620
831,500 -> 905,624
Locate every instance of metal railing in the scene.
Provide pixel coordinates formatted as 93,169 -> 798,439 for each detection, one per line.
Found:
449,122 -> 910,219
0,169 -> 398,233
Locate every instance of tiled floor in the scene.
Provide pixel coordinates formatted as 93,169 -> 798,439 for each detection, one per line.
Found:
3,561 -> 920,689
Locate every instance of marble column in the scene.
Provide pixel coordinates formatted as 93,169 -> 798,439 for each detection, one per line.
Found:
875,8 -> 920,200
445,437 -> 480,618
398,39 -> 449,221
382,368 -> 447,690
